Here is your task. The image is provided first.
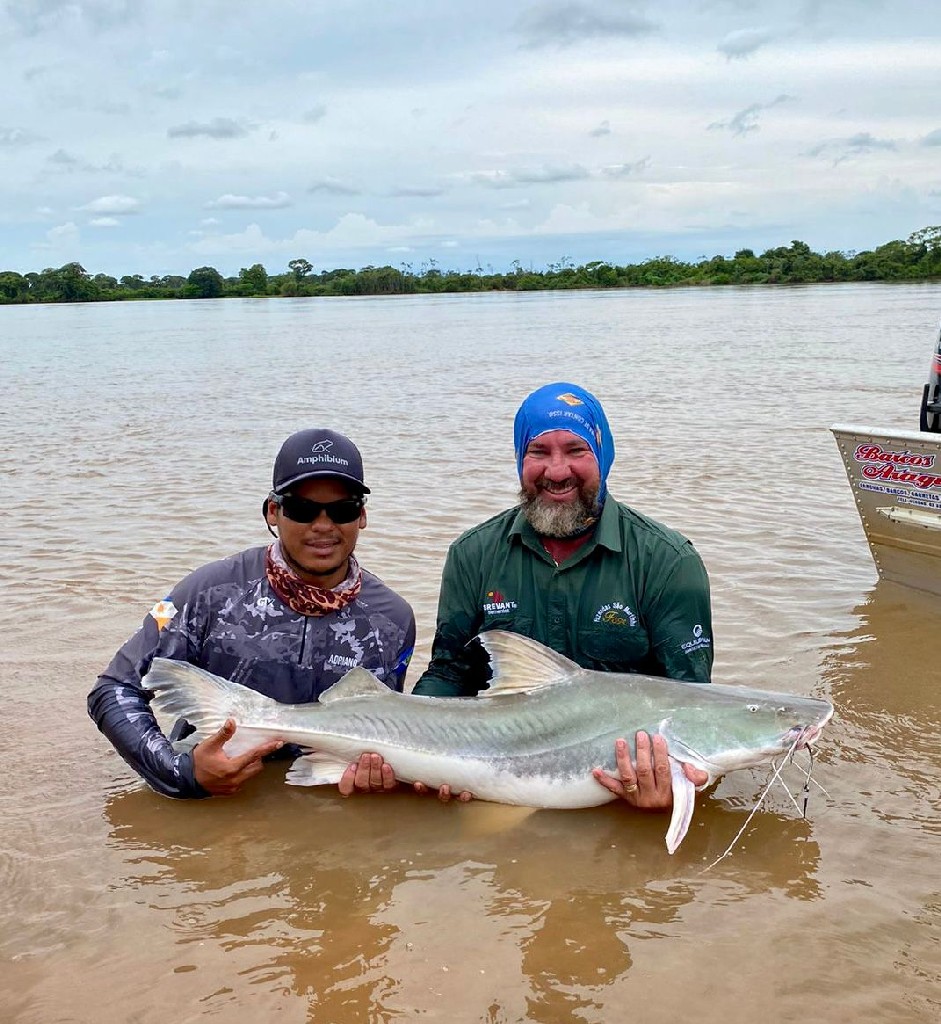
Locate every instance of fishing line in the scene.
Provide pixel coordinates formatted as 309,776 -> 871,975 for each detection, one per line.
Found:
800,747 -> 814,817
700,737 -> 800,873
775,748 -> 830,816
775,769 -> 804,817
786,749 -> 831,798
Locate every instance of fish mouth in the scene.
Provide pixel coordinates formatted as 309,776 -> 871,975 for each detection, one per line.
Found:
787,719 -> 830,750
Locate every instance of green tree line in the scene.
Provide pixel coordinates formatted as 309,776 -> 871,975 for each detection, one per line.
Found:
3,227 -> 940,305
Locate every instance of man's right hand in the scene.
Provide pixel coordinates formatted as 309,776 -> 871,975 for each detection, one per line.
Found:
192,719 -> 283,796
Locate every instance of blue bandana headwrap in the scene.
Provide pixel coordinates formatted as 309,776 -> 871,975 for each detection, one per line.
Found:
513,383 -> 615,501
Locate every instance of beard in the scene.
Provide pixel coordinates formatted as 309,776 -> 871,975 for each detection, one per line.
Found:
518,480 -> 601,538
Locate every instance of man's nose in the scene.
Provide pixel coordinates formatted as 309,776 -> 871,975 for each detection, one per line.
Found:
308,510 -> 334,529
542,451 -> 571,478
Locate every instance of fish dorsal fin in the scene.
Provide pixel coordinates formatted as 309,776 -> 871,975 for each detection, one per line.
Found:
477,630 -> 580,695
318,667 -> 390,703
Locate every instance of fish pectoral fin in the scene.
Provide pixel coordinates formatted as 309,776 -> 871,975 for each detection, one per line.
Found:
284,750 -> 350,787
476,630 -> 581,695
665,756 -> 697,855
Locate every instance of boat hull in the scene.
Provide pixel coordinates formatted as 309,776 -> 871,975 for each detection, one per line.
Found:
831,423 -> 941,597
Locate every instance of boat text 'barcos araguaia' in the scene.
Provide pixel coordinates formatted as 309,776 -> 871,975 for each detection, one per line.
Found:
831,322 -> 941,597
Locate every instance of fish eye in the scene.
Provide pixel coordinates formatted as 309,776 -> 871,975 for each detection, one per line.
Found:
746,704 -> 759,713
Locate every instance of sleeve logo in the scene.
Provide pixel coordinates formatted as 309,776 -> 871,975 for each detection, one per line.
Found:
681,624 -> 711,653
149,599 -> 178,631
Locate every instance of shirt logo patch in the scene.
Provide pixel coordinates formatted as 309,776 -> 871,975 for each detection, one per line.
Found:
556,393 -> 584,407
483,590 -> 518,615
149,599 -> 178,631
681,624 -> 712,653
593,602 -> 637,627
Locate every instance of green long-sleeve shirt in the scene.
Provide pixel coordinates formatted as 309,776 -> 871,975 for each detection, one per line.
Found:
413,495 -> 713,696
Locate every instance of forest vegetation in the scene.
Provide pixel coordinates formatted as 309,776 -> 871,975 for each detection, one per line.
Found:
2,227 -> 940,304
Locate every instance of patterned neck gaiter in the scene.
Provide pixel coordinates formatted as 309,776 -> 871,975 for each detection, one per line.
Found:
265,541 -> 363,616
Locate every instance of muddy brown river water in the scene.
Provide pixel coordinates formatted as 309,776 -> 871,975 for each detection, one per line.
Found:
1,283 -> 938,1022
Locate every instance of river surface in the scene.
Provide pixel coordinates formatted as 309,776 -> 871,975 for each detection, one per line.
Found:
1,283 -> 939,1023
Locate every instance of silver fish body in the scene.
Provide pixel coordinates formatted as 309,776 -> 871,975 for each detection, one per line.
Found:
146,630 -> 833,853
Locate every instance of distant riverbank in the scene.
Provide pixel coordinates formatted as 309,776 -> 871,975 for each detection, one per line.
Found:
2,226 -> 940,304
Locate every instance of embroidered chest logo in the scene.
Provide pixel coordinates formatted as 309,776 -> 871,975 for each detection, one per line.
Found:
593,602 -> 637,627
482,589 -> 518,615
681,623 -> 712,653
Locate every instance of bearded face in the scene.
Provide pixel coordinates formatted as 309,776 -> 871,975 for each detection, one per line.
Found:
518,430 -> 602,538
518,481 -> 600,537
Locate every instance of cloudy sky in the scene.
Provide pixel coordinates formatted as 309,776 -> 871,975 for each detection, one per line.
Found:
2,0 -> 940,278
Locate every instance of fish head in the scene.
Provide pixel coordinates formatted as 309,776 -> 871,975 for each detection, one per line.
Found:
661,685 -> 834,776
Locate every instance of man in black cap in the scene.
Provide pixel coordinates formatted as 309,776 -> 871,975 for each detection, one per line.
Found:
88,429 -> 415,799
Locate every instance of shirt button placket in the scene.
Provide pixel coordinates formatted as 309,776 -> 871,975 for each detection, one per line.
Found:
548,570 -> 565,651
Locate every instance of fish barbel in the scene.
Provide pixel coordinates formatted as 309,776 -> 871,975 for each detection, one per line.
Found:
146,630 -> 833,853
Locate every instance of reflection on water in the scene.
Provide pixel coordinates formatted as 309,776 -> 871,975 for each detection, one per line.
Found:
822,581 -> 941,834
95,777 -> 822,1023
1,284 -> 940,1022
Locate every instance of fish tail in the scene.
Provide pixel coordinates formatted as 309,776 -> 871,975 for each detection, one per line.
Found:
146,657 -> 266,740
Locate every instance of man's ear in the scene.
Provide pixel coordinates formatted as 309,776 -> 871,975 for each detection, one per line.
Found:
359,508 -> 367,530
265,498 -> 279,527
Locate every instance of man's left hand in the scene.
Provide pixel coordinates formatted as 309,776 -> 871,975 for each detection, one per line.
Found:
592,732 -> 708,811
336,752 -> 473,800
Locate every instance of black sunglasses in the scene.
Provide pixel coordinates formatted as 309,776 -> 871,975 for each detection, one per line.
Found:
270,493 -> 365,524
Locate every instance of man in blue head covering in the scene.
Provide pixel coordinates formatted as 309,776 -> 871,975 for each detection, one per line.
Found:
405,382 -> 713,812
512,382 -> 614,547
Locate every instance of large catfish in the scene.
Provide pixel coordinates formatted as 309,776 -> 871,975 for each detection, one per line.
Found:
146,630 -> 833,853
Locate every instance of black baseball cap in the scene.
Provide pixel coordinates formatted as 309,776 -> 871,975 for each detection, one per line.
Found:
271,429 -> 371,495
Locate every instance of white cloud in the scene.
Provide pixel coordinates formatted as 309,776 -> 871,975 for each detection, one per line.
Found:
515,2 -> 658,48
806,132 -> 898,164
388,186 -> 445,198
34,221 -> 81,254
0,126 -> 43,146
88,216 -> 120,227
205,191 -> 292,209
78,194 -> 141,214
48,222 -> 80,241
471,165 -> 591,188
189,212 -> 439,260
717,28 -> 779,60
167,117 -> 251,139
601,158 -> 650,179
708,95 -> 795,136
308,178 -> 362,196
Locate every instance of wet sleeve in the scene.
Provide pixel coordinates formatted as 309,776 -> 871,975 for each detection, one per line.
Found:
645,547 -> 714,684
389,610 -> 417,693
412,541 -> 489,697
87,596 -> 209,799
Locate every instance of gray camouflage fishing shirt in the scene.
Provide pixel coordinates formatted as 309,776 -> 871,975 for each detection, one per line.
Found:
88,545 -> 415,798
